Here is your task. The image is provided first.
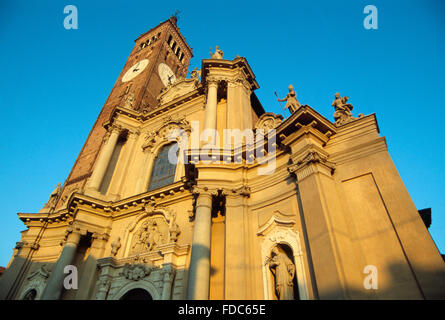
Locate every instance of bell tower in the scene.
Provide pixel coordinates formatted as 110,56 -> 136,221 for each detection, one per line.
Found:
55,17 -> 193,208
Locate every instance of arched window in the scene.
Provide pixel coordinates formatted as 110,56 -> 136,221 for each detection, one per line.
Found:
148,143 -> 178,191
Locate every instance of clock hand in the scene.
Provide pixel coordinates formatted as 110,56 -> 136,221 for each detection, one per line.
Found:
132,62 -> 141,72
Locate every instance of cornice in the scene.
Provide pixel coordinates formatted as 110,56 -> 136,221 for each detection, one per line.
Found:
105,87 -> 204,128
201,57 -> 259,91
276,105 -> 337,140
17,178 -> 193,226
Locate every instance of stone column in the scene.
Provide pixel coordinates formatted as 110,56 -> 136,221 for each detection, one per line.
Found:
224,186 -> 250,299
161,264 -> 176,300
203,78 -> 219,144
226,77 -> 252,131
108,130 -> 139,198
186,187 -> 214,300
41,230 -> 81,300
75,233 -> 108,300
0,242 -> 35,299
135,149 -> 155,194
87,125 -> 121,192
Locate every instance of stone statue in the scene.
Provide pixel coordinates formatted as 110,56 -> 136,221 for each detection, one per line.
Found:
331,92 -> 362,126
123,92 -> 135,109
45,183 -> 62,210
111,237 -> 121,257
169,213 -> 181,242
130,219 -> 167,254
131,221 -> 149,253
190,67 -> 201,79
268,246 -> 296,300
146,220 -> 164,251
210,46 -> 224,59
277,85 -> 301,114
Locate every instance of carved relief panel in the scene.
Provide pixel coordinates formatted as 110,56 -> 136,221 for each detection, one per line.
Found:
129,216 -> 169,255
122,205 -> 181,258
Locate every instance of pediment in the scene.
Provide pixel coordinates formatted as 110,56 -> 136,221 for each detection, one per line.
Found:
27,265 -> 50,281
254,112 -> 283,131
157,77 -> 199,105
257,215 -> 296,236
277,105 -> 337,137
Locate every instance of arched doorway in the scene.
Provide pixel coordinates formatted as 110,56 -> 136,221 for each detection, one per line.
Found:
22,289 -> 37,300
119,288 -> 153,300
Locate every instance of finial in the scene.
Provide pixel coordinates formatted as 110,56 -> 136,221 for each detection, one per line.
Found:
171,10 -> 181,24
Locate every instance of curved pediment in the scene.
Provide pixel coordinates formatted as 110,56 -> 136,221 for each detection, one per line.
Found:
254,112 -> 283,131
123,205 -> 181,257
157,76 -> 200,105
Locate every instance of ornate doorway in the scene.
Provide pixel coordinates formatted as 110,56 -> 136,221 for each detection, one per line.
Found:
119,288 -> 153,300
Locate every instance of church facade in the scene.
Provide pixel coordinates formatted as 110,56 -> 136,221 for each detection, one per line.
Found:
1,17 -> 444,300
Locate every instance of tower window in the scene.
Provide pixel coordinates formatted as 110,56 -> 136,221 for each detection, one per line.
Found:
148,143 -> 178,191
171,41 -> 177,51
167,35 -> 173,45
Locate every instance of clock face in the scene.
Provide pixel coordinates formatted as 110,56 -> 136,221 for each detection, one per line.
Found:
122,59 -> 149,83
158,63 -> 176,87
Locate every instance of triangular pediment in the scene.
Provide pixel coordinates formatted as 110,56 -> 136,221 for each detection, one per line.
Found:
275,105 -> 337,146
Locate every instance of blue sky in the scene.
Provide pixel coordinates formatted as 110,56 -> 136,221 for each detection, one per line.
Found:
0,0 -> 444,267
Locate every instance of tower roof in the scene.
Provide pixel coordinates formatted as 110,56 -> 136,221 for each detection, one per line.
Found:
135,17 -> 193,57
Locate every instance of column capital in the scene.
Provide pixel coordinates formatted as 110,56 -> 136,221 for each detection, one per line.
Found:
288,150 -> 335,181
227,185 -> 251,198
162,264 -> 176,283
109,123 -> 123,135
227,76 -> 252,93
191,186 -> 219,198
65,230 -> 82,246
206,76 -> 221,86
92,232 -> 110,242
127,129 -> 140,140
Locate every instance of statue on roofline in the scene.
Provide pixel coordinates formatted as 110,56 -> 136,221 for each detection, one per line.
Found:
210,46 -> 224,59
331,92 -> 363,126
190,67 -> 201,79
276,85 -> 301,114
